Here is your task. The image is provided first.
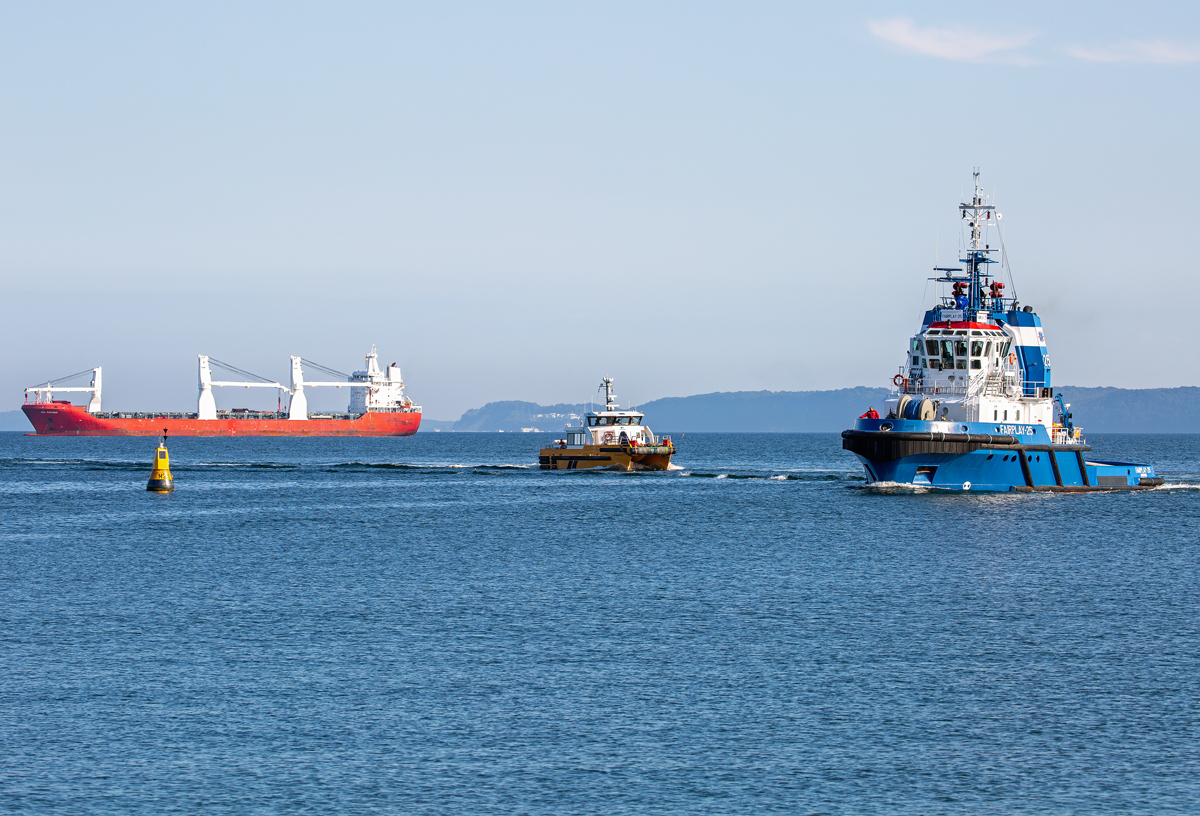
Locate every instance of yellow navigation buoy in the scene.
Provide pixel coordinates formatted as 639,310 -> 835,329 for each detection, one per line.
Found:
147,430 -> 174,493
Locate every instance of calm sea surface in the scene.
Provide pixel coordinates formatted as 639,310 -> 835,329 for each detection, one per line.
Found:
2,432 -> 1199,815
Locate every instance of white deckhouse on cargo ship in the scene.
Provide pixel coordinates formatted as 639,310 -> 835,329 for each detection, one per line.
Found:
842,171 -> 1161,491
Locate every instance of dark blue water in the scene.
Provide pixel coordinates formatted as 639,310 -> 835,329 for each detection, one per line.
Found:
2,432 -> 1199,814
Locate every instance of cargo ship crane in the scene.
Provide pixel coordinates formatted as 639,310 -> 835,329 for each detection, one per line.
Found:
25,367 -> 102,413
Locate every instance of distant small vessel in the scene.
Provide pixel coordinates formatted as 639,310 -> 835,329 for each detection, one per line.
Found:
539,378 -> 675,470
22,345 -> 421,437
842,171 -> 1162,492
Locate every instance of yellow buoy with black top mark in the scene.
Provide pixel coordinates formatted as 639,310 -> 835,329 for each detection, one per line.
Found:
147,430 -> 174,493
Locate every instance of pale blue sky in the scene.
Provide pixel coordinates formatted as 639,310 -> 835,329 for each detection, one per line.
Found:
3,2 -> 1198,418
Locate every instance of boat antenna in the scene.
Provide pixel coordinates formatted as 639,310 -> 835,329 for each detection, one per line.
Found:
995,217 -> 1019,305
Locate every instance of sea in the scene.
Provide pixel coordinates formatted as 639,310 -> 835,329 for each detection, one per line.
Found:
2,431 -> 1199,815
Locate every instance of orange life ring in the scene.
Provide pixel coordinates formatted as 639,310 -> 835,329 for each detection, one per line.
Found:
603,431 -> 614,443
1008,352 -> 1017,365
893,374 -> 907,390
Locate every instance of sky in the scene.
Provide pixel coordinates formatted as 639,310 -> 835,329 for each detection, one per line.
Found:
2,1 -> 1198,419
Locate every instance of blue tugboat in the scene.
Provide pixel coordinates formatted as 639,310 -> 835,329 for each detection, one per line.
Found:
842,171 -> 1162,492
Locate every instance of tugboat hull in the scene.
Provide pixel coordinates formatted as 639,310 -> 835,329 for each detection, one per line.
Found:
843,421 -> 1161,492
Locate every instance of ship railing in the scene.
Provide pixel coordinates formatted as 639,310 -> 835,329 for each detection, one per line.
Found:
893,380 -> 969,397
1051,427 -> 1085,445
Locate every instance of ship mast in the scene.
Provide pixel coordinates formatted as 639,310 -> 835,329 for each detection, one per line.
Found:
957,168 -> 999,317
599,377 -> 618,411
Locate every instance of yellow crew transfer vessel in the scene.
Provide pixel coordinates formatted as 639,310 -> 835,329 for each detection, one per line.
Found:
539,377 -> 675,471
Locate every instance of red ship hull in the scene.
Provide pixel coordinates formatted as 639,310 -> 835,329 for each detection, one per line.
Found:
21,402 -> 421,437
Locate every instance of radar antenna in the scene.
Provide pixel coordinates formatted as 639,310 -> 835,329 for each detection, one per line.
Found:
598,377 -> 618,411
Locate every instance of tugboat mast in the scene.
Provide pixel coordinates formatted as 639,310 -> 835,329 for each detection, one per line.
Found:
934,169 -> 1006,319
958,168 -> 998,316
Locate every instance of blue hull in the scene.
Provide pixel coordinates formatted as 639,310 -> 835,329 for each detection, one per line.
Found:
843,419 -> 1160,492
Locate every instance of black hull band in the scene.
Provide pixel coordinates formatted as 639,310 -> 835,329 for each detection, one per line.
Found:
841,429 -> 1090,463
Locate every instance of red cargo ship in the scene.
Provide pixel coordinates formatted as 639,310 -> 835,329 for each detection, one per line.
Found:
21,346 -> 422,437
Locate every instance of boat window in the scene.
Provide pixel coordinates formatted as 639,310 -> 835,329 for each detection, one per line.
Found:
927,330 -> 941,336
984,341 -> 992,356
956,359 -> 967,370
994,409 -> 998,420
587,416 -> 598,426
970,340 -> 984,357
925,340 -> 939,356
1003,410 -> 1007,420
912,356 -> 920,368
928,359 -> 941,370
1016,410 -> 1020,421
954,330 -> 967,336
971,360 -> 982,369
941,340 -> 955,367
911,338 -> 921,352
954,340 -> 967,357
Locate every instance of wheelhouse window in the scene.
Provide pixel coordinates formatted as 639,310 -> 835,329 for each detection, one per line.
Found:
954,340 -> 967,357
970,340 -> 984,357
956,359 -> 968,370
971,360 -> 982,369
925,340 -> 939,356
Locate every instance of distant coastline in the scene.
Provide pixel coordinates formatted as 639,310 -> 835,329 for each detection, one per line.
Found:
420,385 -> 1200,434
6,385 -> 1199,434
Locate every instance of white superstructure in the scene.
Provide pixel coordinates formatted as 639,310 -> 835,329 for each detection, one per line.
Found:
560,377 -> 663,447
348,346 -> 413,413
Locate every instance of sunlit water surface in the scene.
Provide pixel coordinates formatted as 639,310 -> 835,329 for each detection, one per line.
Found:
2,432 -> 1199,814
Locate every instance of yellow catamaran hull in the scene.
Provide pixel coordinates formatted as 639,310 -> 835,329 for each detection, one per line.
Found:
538,444 -> 674,471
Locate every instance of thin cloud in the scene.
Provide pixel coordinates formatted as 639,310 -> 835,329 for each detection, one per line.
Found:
867,18 -> 1036,64
1067,40 -> 1200,64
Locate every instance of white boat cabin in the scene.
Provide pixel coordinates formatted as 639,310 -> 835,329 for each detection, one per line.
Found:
886,322 -> 1065,434
557,378 -> 663,448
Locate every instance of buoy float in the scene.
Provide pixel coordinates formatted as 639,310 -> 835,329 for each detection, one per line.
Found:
147,430 -> 174,493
